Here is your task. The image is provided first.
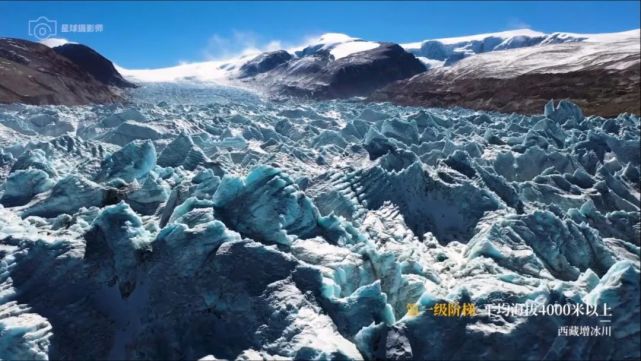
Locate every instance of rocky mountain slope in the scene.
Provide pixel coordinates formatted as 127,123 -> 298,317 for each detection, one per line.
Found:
0,38 -> 131,105
372,30 -> 640,116
53,43 -> 136,89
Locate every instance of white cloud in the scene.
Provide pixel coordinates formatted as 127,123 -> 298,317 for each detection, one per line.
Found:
39,37 -> 74,48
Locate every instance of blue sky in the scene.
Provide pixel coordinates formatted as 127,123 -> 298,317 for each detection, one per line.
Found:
1,1 -> 639,68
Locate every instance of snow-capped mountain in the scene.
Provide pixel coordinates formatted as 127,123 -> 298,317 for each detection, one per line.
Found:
401,28 -> 640,70
373,29 -> 640,116
427,30 -> 640,78
292,33 -> 380,59
117,28 -> 639,83
117,32 -> 384,84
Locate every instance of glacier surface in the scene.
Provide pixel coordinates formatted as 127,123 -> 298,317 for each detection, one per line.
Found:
0,86 -> 639,360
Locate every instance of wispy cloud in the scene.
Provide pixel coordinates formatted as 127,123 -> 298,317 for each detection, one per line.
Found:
201,30 -> 285,60
505,17 -> 532,30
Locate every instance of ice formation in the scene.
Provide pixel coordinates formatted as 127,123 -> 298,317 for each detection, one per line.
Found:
0,87 -> 639,360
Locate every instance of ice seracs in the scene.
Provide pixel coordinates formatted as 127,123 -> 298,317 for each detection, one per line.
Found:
0,88 -> 639,360
84,202 -> 152,297
95,139 -> 156,183
212,166 -> 330,245
0,308 -> 52,360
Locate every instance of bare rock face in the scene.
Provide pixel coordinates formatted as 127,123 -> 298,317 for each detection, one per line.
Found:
371,37 -> 640,117
238,50 -> 293,78
0,38 -> 125,105
371,67 -> 640,117
53,43 -> 136,88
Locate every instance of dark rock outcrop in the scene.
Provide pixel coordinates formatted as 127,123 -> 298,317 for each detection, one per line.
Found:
238,50 -> 292,78
54,43 -> 136,88
0,38 -> 126,105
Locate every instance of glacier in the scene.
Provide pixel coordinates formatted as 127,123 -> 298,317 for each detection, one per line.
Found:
0,85 -> 639,360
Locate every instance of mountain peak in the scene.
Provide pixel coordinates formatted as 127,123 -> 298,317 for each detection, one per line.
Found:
315,33 -> 358,44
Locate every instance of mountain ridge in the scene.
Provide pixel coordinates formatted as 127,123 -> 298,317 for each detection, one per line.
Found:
118,28 -> 639,83
1,28 -> 639,116
371,30 -> 640,116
